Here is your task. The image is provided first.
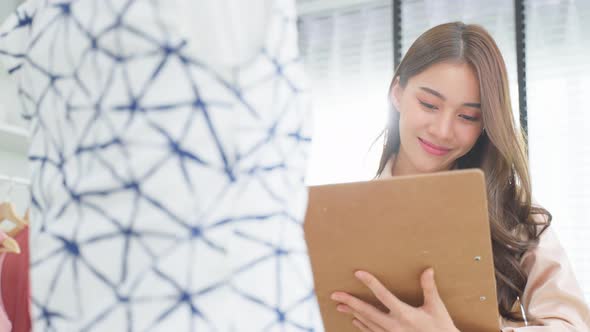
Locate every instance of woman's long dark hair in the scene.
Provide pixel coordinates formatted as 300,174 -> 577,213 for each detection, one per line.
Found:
376,22 -> 551,322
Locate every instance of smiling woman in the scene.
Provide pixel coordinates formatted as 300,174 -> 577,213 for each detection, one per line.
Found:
389,61 -> 483,174
330,22 -> 590,331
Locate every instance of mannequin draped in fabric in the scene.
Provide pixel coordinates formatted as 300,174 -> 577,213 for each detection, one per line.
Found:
0,1 -> 322,330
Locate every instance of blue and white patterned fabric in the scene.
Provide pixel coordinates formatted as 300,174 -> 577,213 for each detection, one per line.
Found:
0,0 -> 322,331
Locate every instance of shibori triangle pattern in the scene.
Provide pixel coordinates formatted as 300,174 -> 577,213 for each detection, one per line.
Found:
0,0 -> 321,331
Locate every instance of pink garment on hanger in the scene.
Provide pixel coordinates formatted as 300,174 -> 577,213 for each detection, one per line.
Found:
0,231 -> 14,332
1,227 -> 31,332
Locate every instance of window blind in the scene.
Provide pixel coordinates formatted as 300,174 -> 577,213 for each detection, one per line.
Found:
298,0 -> 393,184
526,0 -> 590,299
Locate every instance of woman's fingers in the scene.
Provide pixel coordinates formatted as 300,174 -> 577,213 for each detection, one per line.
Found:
337,304 -> 387,332
332,292 -> 390,328
354,270 -> 408,315
352,318 -> 373,332
421,268 -> 443,309
335,269 -> 458,332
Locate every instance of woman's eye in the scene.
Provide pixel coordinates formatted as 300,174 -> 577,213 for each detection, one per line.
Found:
419,100 -> 437,110
459,114 -> 480,122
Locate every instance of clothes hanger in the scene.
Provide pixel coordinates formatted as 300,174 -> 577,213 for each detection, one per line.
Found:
0,179 -> 28,238
0,231 -> 20,254
5,206 -> 28,238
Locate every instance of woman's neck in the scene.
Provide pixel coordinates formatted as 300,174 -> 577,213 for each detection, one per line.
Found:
391,148 -> 418,176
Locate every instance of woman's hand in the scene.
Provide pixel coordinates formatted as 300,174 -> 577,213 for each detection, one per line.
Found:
331,268 -> 460,332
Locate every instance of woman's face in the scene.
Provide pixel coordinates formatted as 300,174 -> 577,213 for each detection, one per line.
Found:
391,61 -> 484,175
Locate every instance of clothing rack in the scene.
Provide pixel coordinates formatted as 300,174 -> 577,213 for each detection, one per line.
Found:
0,175 -> 30,187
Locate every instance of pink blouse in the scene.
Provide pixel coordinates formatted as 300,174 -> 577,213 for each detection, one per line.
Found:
500,227 -> 590,331
378,157 -> 590,331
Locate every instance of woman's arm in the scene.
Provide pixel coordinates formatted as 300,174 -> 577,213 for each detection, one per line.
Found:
502,228 -> 590,331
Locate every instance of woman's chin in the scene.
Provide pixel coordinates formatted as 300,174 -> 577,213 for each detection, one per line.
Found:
415,161 -> 452,174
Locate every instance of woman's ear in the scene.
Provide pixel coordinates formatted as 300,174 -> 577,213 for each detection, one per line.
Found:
390,77 -> 402,111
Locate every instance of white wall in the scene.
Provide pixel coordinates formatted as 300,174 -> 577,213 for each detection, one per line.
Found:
0,0 -> 21,22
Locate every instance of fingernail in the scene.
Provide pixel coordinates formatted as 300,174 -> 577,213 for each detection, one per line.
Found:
331,293 -> 339,301
429,268 -> 435,277
354,271 -> 365,279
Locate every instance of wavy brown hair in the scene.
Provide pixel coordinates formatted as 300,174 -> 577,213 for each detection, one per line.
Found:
376,22 -> 551,322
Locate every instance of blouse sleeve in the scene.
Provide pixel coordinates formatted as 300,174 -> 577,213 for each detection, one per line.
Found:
501,228 -> 590,331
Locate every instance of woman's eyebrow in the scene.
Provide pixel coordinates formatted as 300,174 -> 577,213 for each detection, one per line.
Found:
419,86 -> 481,109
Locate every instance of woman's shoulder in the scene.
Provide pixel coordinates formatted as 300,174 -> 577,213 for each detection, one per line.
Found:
518,211 -> 579,285
517,214 -> 590,330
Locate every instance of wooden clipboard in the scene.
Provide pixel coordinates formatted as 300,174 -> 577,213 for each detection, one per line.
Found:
304,169 -> 500,332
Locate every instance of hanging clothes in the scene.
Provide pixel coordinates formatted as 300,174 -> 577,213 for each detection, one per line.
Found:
0,231 -> 14,332
1,227 -> 31,332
